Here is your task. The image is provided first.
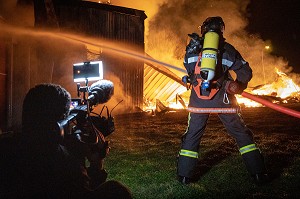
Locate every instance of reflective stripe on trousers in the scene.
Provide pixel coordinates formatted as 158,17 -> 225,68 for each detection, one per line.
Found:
239,144 -> 259,155
179,149 -> 199,158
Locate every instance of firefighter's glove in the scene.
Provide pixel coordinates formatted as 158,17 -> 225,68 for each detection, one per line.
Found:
182,73 -> 195,84
182,75 -> 191,84
225,80 -> 243,95
186,33 -> 203,54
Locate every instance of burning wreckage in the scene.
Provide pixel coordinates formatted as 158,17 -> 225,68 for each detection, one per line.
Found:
1,0 -> 300,134
143,31 -> 300,116
144,67 -> 300,117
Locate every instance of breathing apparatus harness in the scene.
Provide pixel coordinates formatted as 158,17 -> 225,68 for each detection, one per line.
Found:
185,32 -> 225,100
184,17 -> 229,101
183,17 -> 246,113
192,49 -> 221,100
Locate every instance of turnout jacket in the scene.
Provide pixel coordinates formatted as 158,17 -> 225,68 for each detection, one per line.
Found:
183,41 -> 252,108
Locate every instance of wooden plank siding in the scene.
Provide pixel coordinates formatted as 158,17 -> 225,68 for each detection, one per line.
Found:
2,1 -> 146,132
34,1 -> 147,110
57,1 -> 146,110
0,40 -> 7,133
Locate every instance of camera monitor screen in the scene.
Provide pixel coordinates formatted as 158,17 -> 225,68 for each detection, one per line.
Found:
73,61 -> 103,82
70,98 -> 81,110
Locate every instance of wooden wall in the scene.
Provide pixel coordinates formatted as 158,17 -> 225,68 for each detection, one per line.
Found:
35,0 -> 147,110
0,40 -> 7,133
2,1 -> 146,132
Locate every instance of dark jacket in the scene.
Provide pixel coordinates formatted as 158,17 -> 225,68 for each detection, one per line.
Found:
183,41 -> 252,108
0,133 -> 106,199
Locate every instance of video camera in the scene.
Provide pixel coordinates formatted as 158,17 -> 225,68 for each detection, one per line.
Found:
57,61 -> 120,151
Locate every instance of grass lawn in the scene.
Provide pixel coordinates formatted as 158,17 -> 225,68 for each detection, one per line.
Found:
104,105 -> 300,199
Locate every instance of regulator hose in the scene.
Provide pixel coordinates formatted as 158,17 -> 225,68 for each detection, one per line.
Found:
241,91 -> 300,119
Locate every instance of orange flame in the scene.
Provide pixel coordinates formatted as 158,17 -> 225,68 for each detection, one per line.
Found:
237,68 -> 300,107
145,68 -> 300,111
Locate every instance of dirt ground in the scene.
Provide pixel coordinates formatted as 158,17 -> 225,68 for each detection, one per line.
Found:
110,103 -> 300,182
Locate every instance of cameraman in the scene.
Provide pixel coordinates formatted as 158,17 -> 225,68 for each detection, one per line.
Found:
0,83 -> 132,199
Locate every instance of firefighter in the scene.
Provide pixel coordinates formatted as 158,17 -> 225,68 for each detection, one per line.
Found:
177,16 -> 269,185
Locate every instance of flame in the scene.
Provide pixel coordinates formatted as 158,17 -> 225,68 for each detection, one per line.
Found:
237,68 -> 300,107
252,68 -> 300,98
168,102 -> 185,109
236,96 -> 263,107
144,68 -> 300,111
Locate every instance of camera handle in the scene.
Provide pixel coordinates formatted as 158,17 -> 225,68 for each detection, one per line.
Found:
77,78 -> 89,100
74,78 -> 101,144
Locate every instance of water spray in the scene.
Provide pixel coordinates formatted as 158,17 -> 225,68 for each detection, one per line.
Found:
57,33 -> 187,74
2,23 -> 300,118
1,23 -> 186,74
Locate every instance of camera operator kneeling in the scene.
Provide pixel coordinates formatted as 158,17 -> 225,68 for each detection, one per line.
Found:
0,83 -> 132,199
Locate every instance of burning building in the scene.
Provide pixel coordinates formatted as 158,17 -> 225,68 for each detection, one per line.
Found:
0,0 -> 148,133
1,0 -> 300,133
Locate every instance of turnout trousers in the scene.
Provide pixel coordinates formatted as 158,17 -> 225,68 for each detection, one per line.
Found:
177,112 -> 267,178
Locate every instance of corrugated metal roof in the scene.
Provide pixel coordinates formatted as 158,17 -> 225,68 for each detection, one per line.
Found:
144,64 -> 187,104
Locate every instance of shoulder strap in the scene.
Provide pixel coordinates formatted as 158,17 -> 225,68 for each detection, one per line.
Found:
192,52 -> 220,100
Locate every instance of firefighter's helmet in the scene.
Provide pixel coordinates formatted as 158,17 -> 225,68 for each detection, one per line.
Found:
200,16 -> 225,35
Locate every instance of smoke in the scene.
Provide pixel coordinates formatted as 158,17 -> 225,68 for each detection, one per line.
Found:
1,0 -> 299,91
0,0 -> 34,26
145,0 -> 298,86
107,0 -> 298,86
0,0 -> 17,20
92,72 -> 134,115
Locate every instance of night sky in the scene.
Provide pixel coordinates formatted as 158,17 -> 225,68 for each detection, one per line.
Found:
246,0 -> 300,73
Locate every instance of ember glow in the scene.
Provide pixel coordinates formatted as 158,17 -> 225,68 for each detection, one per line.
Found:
144,68 -> 300,111
252,68 -> 300,99
237,68 -> 300,107
2,0 -> 300,113
236,96 -> 263,107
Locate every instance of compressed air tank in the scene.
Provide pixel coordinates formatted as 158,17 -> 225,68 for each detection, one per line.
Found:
200,31 -> 219,89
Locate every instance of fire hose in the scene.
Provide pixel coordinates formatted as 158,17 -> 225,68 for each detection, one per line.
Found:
241,91 -> 300,119
55,34 -> 300,119
187,92 -> 300,118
